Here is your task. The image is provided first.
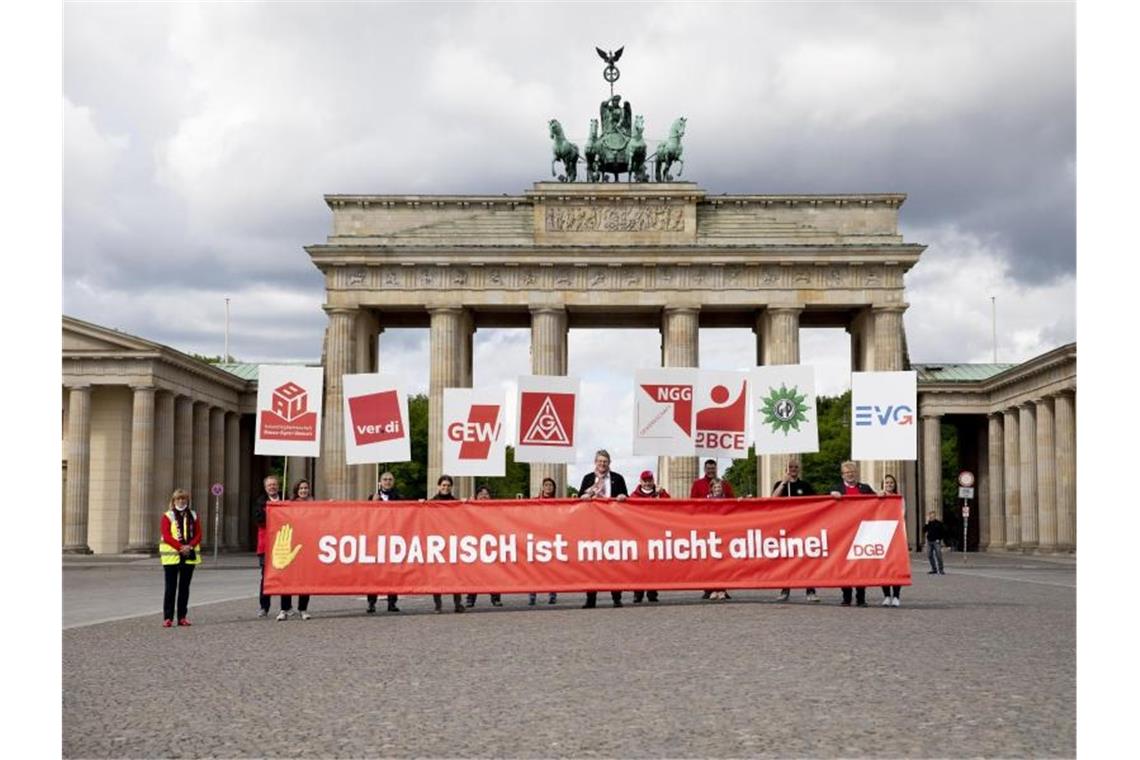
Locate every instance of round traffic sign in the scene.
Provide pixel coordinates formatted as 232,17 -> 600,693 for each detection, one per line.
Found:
958,470 -> 975,488
210,482 -> 224,497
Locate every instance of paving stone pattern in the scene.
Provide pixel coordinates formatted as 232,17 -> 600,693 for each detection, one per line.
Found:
63,553 -> 1074,758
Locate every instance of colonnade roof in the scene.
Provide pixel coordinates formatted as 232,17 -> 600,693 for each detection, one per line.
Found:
913,363 -> 1017,383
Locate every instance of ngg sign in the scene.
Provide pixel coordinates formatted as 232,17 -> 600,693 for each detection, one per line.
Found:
845,520 -> 899,560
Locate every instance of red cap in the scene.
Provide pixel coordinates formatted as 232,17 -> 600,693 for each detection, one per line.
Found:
640,470 -> 654,481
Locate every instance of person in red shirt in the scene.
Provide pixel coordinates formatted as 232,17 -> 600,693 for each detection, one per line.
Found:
690,459 -> 735,499
830,461 -> 876,607
159,488 -> 201,627
630,470 -> 670,604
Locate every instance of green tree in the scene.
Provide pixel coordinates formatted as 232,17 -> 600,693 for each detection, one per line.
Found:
383,394 -> 429,499
484,447 -> 531,498
189,353 -> 225,365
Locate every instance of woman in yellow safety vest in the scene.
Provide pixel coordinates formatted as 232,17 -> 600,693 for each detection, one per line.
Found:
159,488 -> 202,627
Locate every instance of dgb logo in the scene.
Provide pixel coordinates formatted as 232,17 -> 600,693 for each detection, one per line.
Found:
846,520 -> 899,560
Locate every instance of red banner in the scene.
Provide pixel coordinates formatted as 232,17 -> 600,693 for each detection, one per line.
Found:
263,496 -> 910,595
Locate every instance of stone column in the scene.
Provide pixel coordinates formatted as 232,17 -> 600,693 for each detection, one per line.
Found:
454,310 -> 476,499
529,307 -> 568,498
317,307 -> 356,500
921,413 -> 942,529
238,417 -> 252,549
874,305 -> 908,498
1034,397 -> 1058,552
758,306 -> 802,497
173,396 -> 193,491
987,413 -> 1005,549
1018,402 -> 1038,551
428,307 -> 467,494
976,422 -> 990,550
192,402 -> 210,544
153,391 -> 175,533
63,385 -> 93,553
124,385 -> 157,553
661,306 -> 699,500
224,412 -> 240,549
1003,408 -> 1021,549
352,311 -> 380,499
1053,391 -> 1076,551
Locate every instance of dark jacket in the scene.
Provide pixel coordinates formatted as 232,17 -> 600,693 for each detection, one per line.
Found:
369,488 -> 402,502
429,492 -> 457,501
579,471 -> 628,498
924,519 -> 946,542
772,479 -> 816,497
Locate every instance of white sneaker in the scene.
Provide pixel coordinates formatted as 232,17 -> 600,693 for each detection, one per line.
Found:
891,597 -> 901,607
777,591 -> 790,602
275,610 -> 289,621
882,597 -> 892,606
805,592 -> 820,603
300,611 -> 312,620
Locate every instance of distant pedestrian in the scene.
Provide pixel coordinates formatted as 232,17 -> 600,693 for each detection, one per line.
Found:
924,510 -> 946,575
830,461 -> 875,606
879,474 -> 903,606
159,488 -> 201,627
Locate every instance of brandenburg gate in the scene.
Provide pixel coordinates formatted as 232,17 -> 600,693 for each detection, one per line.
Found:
306,181 -> 925,521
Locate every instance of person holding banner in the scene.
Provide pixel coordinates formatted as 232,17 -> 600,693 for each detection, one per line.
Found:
366,471 -> 402,614
705,479 -> 732,601
466,485 -> 503,608
772,460 -> 820,603
159,488 -> 201,627
529,477 -> 560,606
276,479 -> 314,620
830,461 -> 875,606
254,475 -> 283,618
880,474 -> 904,606
580,450 -> 628,609
690,459 -> 735,499
630,470 -> 669,604
426,475 -> 466,614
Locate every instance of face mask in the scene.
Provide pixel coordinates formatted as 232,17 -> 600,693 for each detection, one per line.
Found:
175,502 -> 188,512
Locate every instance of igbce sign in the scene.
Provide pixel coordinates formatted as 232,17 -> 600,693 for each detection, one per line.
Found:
694,370 -> 749,457
443,388 -> 507,476
254,365 -> 323,456
633,368 -> 697,456
343,373 -> 411,465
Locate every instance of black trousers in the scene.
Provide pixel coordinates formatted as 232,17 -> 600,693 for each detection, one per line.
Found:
280,595 -> 310,611
881,585 -> 902,599
258,554 -> 270,612
434,594 -> 464,610
632,590 -> 658,602
366,594 -> 398,608
163,563 -> 195,620
465,593 -> 501,605
585,591 -> 623,606
841,586 -> 866,604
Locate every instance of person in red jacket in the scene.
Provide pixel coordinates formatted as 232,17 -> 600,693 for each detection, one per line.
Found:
159,488 -> 201,627
630,470 -> 670,604
253,474 -> 282,618
690,459 -> 735,498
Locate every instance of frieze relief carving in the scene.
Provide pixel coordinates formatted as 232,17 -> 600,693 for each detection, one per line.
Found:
545,205 -> 685,232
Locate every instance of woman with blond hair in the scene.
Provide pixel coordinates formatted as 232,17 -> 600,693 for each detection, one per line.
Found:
158,488 -> 201,627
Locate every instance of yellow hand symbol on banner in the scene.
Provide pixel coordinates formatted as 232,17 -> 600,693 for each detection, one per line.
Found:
271,523 -> 302,570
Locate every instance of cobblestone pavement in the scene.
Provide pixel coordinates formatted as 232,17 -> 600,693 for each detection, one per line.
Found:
63,552 -> 1074,758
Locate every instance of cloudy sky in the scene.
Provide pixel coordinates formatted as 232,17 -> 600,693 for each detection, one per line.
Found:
62,2 -> 1075,485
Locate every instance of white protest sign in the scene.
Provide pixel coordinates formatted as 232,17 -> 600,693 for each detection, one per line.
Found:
694,370 -> 750,458
851,371 -> 917,460
255,365 -> 323,457
443,387 -> 508,476
515,375 -> 579,464
751,364 -> 819,456
632,368 -> 697,456
342,373 -> 411,465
